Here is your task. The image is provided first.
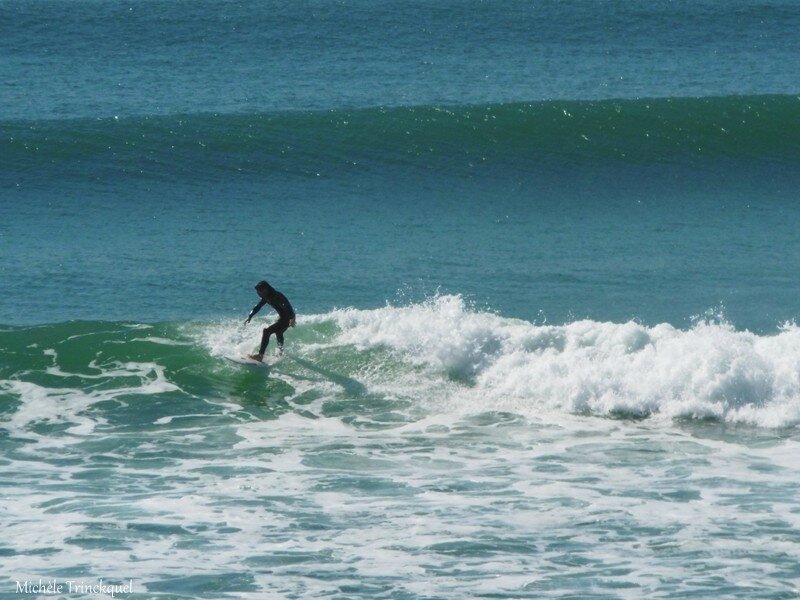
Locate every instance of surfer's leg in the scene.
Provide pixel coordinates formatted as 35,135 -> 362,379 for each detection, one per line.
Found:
259,325 -> 276,355
260,320 -> 289,355
275,320 -> 291,353
276,331 -> 285,353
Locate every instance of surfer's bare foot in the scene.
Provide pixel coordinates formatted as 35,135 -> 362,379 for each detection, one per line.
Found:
248,353 -> 264,362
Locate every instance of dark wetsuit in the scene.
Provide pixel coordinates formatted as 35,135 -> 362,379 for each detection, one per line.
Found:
248,289 -> 295,354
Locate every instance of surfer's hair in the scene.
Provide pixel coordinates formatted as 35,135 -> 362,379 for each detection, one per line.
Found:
255,280 -> 271,291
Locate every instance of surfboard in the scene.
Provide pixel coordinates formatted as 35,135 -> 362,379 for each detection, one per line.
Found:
224,355 -> 275,368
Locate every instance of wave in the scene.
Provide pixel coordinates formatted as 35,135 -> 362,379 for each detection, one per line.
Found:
322,296 -> 800,428
4,95 -> 799,181
3,296 -> 800,429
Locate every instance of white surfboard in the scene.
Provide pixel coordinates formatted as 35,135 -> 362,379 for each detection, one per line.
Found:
224,355 -> 275,368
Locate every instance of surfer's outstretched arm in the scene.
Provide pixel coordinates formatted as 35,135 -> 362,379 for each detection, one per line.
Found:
245,299 -> 267,324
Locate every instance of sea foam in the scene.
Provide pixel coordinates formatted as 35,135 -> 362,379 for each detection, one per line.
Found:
326,295 -> 800,427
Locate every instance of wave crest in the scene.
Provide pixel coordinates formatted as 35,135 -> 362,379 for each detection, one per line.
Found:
326,295 -> 800,427
5,95 -> 799,181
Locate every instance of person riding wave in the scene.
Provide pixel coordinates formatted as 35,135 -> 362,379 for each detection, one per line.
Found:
244,280 -> 295,361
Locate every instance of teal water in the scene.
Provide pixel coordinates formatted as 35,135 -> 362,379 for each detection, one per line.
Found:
3,1 -> 800,597
5,95 -> 800,330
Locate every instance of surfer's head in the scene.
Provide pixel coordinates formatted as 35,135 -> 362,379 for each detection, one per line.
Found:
255,280 -> 272,298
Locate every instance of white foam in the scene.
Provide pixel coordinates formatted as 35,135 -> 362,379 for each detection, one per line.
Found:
130,336 -> 193,346
324,295 -> 800,428
333,294 -> 508,377
198,320 -> 265,358
0,360 -> 180,439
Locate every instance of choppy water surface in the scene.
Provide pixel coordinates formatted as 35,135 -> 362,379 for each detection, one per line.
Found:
3,300 -> 800,597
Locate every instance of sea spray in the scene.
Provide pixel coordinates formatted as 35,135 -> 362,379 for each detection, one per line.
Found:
320,296 -> 800,427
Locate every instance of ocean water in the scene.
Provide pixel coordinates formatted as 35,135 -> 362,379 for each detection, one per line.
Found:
3,1 -> 800,597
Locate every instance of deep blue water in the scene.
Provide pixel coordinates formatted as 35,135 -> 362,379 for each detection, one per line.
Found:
3,0 -> 800,119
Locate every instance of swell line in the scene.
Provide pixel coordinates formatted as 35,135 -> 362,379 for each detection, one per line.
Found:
3,94 -> 799,181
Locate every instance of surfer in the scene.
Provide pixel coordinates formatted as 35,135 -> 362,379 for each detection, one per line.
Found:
244,280 -> 296,361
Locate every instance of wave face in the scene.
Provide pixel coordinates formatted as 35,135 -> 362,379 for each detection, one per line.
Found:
4,95 -> 799,182
4,296 -> 800,430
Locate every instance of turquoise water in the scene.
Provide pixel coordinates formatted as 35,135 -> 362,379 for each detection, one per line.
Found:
3,1 -> 800,597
